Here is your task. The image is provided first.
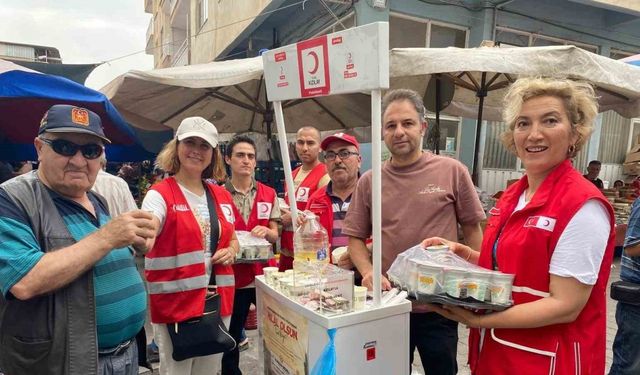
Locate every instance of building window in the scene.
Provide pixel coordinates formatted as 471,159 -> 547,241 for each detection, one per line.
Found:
482,121 -> 517,170
611,49 -> 639,61
389,14 -> 468,49
424,115 -> 461,158
495,26 -> 598,53
196,0 -> 208,31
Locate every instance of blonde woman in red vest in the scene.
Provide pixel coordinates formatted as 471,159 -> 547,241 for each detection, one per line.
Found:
279,126 -> 330,271
141,117 -> 239,375
423,78 -> 615,375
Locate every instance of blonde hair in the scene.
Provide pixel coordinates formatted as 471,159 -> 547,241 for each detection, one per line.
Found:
501,77 -> 598,158
155,138 -> 227,181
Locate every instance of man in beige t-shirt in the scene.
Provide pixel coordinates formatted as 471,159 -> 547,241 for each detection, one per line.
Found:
342,89 -> 485,375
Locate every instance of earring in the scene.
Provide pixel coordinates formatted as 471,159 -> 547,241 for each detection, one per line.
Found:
568,144 -> 576,156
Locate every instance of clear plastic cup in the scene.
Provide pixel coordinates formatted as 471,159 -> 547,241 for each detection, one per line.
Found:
417,263 -> 443,295
490,272 -> 515,304
262,267 -> 278,286
353,286 -> 368,311
406,260 -> 420,296
464,271 -> 492,301
443,267 -> 467,298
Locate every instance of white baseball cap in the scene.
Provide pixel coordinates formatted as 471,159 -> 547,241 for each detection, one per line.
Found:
176,117 -> 219,148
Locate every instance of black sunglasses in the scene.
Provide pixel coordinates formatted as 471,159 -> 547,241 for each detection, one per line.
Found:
40,138 -> 104,160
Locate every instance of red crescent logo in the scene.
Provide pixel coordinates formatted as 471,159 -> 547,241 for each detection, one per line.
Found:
259,203 -> 269,214
307,51 -> 319,74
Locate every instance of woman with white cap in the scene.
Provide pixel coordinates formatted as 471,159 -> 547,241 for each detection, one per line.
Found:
141,117 -> 238,375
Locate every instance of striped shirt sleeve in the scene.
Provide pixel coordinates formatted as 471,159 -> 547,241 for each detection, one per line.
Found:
0,189 -> 44,296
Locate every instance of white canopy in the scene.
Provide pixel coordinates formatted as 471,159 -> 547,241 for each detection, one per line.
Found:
390,45 -> 640,120
101,56 -> 371,134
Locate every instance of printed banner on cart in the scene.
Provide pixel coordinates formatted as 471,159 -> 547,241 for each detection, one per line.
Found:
261,293 -> 309,375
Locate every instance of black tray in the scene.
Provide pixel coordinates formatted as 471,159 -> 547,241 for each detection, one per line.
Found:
234,257 -> 274,264
411,292 -> 512,311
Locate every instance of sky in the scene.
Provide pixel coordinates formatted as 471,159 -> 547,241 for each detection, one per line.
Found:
2,0 -> 154,90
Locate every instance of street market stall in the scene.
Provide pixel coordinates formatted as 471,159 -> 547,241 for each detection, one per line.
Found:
0,59 -> 158,161
257,22 -> 411,375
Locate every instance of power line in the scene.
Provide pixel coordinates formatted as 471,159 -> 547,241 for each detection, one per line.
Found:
103,0 -> 311,64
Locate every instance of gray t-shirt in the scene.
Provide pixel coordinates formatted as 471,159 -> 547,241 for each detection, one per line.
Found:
342,152 -> 485,273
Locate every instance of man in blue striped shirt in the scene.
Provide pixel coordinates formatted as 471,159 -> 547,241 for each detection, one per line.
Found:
0,105 -> 157,375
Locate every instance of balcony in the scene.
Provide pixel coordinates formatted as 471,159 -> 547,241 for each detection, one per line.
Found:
145,17 -> 154,54
144,0 -> 153,13
170,0 -> 188,30
171,39 -> 188,67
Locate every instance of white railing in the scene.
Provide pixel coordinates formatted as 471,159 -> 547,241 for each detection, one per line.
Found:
146,18 -> 154,54
171,39 -> 188,66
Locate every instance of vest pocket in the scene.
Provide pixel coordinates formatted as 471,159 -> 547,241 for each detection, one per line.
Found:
490,328 -> 559,375
0,336 -> 53,374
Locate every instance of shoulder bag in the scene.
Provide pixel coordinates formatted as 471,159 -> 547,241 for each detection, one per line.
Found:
166,183 -> 236,361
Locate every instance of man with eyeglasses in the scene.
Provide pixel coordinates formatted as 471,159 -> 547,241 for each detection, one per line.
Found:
303,132 -> 362,270
0,104 -> 157,375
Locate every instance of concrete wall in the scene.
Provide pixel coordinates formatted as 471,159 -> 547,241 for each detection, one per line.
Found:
190,0 -> 272,64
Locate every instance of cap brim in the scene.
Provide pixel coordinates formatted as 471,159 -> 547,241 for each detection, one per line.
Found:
177,132 -> 218,148
321,136 -> 358,151
44,127 -> 111,143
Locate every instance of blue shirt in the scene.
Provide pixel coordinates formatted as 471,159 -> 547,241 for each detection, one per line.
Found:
622,198 -> 640,284
0,187 -> 146,348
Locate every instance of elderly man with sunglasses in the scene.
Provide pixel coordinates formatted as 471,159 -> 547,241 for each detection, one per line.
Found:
0,105 -> 157,375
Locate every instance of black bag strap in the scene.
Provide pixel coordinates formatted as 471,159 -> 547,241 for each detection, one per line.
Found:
204,181 -> 220,286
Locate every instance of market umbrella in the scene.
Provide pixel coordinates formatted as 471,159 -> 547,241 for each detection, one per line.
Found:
100,56 -> 372,160
390,45 -> 640,183
0,59 -> 162,162
621,54 -> 640,67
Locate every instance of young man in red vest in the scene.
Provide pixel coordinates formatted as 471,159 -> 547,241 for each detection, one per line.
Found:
279,126 -> 330,271
221,135 -> 280,375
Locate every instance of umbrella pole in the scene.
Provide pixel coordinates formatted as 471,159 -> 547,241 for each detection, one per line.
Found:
273,101 -> 298,232
435,77 -> 441,155
472,72 -> 487,186
371,89 -> 382,307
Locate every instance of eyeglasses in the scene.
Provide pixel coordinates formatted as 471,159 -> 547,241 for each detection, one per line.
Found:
40,138 -> 104,160
324,150 -> 359,161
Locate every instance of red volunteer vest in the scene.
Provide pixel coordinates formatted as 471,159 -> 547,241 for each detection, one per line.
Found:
280,163 -> 327,258
145,177 -> 236,323
469,160 -> 615,375
231,182 -> 276,288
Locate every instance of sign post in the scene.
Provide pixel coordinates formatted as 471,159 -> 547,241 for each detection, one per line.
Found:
263,22 -> 389,305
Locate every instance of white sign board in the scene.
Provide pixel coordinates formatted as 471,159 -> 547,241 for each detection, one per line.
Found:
262,22 -> 389,101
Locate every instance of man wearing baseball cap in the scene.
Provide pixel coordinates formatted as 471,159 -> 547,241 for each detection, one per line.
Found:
303,132 -> 362,269
0,104 -> 156,374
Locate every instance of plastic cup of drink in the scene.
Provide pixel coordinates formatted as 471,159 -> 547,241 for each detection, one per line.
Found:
465,271 -> 492,301
443,267 -> 468,298
426,244 -> 449,252
262,267 -> 278,286
490,272 -> 515,304
406,260 -> 419,295
331,246 -> 348,264
417,263 -> 443,295
353,286 -> 368,311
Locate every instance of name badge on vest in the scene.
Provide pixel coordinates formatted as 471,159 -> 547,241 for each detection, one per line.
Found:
296,187 -> 310,203
524,216 -> 556,232
257,202 -> 272,220
220,204 -> 235,223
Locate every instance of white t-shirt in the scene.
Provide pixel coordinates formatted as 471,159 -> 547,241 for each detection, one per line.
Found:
514,193 -> 610,285
142,184 -> 215,276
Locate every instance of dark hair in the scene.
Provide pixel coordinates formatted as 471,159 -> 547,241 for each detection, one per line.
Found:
588,160 -> 601,167
382,89 -> 426,121
225,135 -> 256,158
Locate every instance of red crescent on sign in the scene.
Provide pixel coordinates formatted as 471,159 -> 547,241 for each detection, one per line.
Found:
259,204 -> 269,213
307,51 -> 319,74
543,219 -> 550,226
